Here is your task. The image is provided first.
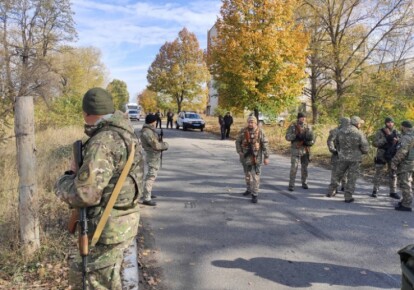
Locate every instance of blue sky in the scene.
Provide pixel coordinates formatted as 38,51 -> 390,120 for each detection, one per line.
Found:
72,0 -> 221,101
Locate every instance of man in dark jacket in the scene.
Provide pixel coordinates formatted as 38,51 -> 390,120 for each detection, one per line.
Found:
224,112 -> 233,139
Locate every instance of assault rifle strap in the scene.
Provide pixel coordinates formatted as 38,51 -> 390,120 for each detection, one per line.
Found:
90,144 -> 136,247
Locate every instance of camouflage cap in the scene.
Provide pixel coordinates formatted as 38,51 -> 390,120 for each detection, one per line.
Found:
297,112 -> 306,119
401,120 -> 413,128
82,87 -> 115,115
351,116 -> 364,126
247,115 -> 257,124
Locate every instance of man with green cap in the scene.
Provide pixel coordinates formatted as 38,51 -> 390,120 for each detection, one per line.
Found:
140,113 -> 169,206
391,121 -> 414,211
236,115 -> 270,203
285,112 -> 314,191
55,87 -> 144,289
371,117 -> 401,199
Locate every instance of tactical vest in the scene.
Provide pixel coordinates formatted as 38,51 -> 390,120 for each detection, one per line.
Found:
84,124 -> 143,220
242,127 -> 261,152
407,140 -> 414,161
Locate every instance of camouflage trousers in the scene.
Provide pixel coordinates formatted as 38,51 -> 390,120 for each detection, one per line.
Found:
373,161 -> 397,193
328,161 -> 360,201
143,157 -> 161,201
243,163 -> 261,196
69,237 -> 134,290
398,171 -> 413,208
289,154 -> 309,187
331,154 -> 348,188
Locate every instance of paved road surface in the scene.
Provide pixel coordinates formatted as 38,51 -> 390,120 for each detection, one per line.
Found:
134,121 -> 414,290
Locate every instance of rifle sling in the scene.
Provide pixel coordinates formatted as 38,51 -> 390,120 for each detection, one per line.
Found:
91,144 -> 136,247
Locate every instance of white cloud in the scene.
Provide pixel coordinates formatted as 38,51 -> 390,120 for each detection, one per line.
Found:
72,0 -> 220,97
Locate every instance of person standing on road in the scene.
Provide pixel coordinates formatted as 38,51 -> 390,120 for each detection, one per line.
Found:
55,87 -> 143,290
327,116 -> 369,202
224,112 -> 234,139
166,110 -> 174,129
391,121 -> 414,212
285,112 -> 314,191
156,109 -> 163,129
140,114 -> 169,206
371,117 -> 400,199
236,115 -> 270,203
218,115 -> 225,140
327,117 -> 350,195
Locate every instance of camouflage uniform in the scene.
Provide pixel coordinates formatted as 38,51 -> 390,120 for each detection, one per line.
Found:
285,121 -> 314,189
55,111 -> 144,290
391,128 -> 414,208
372,126 -> 400,195
327,118 -> 350,191
328,119 -> 369,201
236,126 -> 269,197
140,124 -> 169,202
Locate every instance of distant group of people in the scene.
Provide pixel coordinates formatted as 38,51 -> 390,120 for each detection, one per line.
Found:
147,109 -> 175,129
218,112 -> 234,139
234,113 -> 413,209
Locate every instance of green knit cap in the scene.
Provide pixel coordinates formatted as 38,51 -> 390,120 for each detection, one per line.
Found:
82,87 -> 115,115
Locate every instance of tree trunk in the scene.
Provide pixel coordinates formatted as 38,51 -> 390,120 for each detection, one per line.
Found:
311,100 -> 319,124
14,96 -> 40,256
254,108 -> 259,122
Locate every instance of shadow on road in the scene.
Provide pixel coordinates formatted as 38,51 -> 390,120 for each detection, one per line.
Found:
212,257 -> 400,288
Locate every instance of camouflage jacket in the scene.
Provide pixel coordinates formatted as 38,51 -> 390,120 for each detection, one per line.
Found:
236,126 -> 269,166
139,124 -> 169,161
285,121 -> 314,156
372,126 -> 401,162
55,111 -> 144,244
327,118 -> 350,155
391,129 -> 414,173
337,125 -> 369,161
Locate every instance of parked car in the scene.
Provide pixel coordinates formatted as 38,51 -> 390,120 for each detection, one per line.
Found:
176,111 -> 205,131
126,109 -> 139,121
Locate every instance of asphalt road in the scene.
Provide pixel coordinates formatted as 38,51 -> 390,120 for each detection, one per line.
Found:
133,121 -> 414,290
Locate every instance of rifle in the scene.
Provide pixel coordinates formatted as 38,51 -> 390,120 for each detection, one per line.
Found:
68,140 -> 88,290
159,128 -> 164,168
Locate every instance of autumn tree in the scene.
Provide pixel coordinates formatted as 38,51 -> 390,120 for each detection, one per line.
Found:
0,0 -> 76,255
138,89 -> 157,114
36,46 -> 107,127
303,0 -> 414,111
107,79 -> 129,110
147,27 -> 210,113
210,0 -> 309,118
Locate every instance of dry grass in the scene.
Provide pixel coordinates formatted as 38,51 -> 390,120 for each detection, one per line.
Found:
0,125 -> 83,288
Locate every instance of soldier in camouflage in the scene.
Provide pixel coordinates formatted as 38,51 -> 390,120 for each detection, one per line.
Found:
55,87 -> 144,290
327,116 -> 369,202
140,114 -> 169,206
391,121 -> 414,212
285,112 -> 314,191
327,117 -> 350,195
236,115 -> 270,203
371,117 -> 401,199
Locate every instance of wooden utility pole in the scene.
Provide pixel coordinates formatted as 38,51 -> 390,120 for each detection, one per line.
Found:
14,96 -> 40,255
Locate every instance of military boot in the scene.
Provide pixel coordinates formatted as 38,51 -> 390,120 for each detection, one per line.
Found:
243,190 -> 251,196
389,192 -> 400,199
143,200 -> 157,206
302,183 -> 309,189
251,195 -> 258,203
395,204 -> 412,211
371,190 -> 377,198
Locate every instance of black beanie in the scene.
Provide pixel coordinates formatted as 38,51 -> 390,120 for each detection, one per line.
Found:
384,117 -> 394,123
297,112 -> 305,119
401,120 -> 413,128
145,114 -> 158,124
82,88 -> 115,115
